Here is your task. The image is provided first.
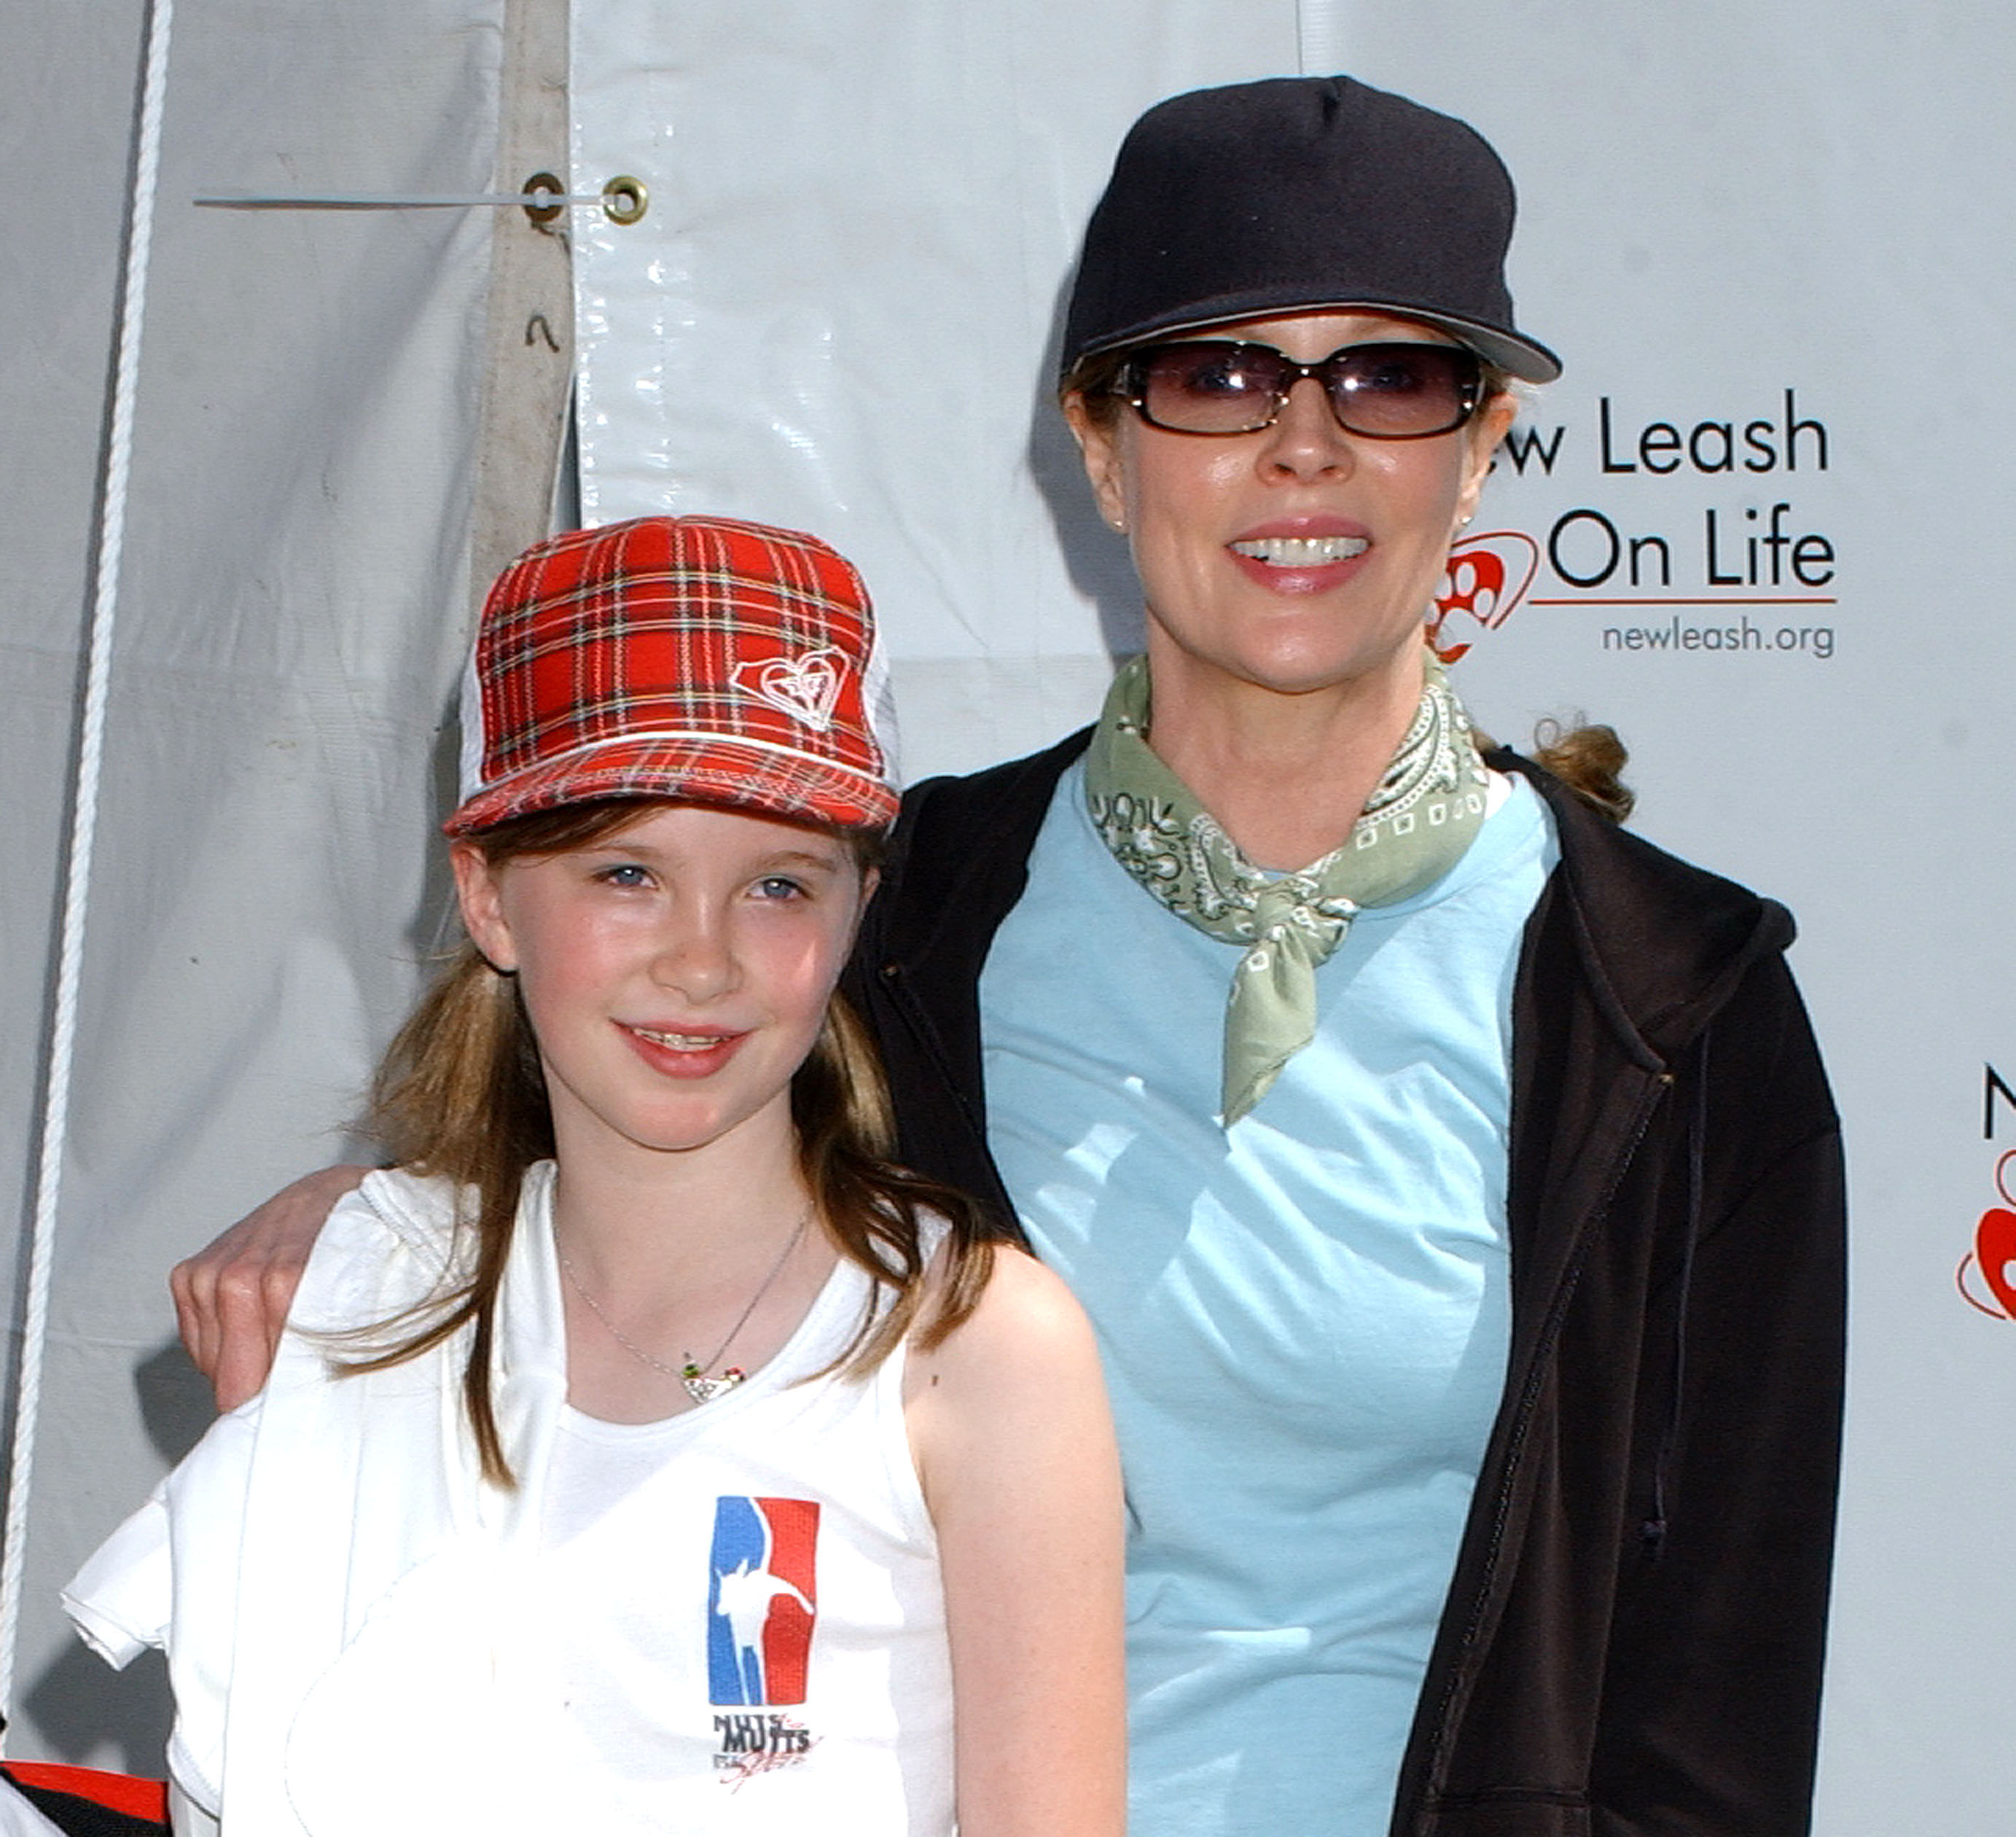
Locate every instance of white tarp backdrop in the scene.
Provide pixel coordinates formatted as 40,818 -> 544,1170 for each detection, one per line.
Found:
3,2 -> 2011,1829
1,0 -> 509,1764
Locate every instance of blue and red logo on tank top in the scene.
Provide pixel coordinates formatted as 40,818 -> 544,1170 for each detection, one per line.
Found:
706,1496 -> 820,1706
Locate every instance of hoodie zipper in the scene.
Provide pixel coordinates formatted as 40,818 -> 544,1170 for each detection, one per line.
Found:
1410,1063 -> 1676,1831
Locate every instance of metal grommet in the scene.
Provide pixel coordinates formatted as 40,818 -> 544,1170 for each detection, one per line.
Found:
521,171 -> 566,225
601,176 -> 648,225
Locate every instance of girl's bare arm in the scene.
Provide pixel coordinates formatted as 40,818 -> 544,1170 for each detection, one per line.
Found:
907,1247 -> 1128,1837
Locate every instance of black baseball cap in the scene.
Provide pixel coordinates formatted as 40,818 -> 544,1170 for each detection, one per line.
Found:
1061,75 -> 1560,383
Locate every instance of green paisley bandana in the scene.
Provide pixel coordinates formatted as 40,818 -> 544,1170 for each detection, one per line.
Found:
1085,650 -> 1489,1125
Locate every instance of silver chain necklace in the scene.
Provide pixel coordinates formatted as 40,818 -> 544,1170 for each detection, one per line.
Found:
559,1208 -> 811,1405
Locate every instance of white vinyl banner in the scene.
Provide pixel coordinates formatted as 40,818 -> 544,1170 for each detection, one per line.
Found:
570,6 -> 2016,1833
570,1 -> 1302,776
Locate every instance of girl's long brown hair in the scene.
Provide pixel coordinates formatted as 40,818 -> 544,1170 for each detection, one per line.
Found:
350,800 -> 995,1486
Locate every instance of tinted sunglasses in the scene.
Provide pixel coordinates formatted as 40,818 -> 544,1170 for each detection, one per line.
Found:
1114,338 -> 1485,439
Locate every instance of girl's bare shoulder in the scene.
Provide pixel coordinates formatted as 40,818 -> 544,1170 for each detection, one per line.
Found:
915,1242 -> 1096,1378
902,1244 -> 1111,1497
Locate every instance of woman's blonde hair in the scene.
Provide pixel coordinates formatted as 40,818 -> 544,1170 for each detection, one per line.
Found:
350,798 -> 995,1486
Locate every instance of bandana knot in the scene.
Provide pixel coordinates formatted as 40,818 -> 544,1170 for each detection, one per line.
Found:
1086,651 -> 1488,1124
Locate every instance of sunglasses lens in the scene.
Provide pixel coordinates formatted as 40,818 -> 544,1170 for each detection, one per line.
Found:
1329,344 -> 1479,437
1126,340 -> 1481,437
1134,344 -> 1289,434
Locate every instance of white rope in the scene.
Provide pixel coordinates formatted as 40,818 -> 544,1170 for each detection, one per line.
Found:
1295,0 -> 1350,75
0,0 -> 176,1730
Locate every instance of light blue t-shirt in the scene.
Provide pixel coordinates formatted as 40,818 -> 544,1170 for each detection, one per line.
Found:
979,763 -> 1555,1837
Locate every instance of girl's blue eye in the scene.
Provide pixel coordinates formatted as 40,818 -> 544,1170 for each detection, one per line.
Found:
595,862 -> 651,887
755,875 -> 806,901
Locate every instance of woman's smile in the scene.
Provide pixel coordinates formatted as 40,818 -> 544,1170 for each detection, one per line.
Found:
1225,517 -> 1375,593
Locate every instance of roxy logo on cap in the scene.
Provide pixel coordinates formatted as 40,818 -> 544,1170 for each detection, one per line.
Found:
732,647 -> 847,733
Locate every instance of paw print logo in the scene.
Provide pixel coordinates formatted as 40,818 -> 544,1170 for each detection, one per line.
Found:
1956,1150 -> 2016,1319
1429,530 -> 1540,663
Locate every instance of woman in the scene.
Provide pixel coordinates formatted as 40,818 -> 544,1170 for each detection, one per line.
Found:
176,75 -> 1843,1837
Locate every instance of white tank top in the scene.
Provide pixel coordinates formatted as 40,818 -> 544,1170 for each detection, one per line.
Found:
536,1253 -> 953,1836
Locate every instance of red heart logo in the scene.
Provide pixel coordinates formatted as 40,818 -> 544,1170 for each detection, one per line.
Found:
1976,1207 -> 2016,1317
1429,530 -> 1540,663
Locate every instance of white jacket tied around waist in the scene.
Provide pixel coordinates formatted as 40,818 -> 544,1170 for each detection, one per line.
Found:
63,1166 -> 956,1837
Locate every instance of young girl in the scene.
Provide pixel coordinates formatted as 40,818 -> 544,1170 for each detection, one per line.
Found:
63,515 -> 1125,1837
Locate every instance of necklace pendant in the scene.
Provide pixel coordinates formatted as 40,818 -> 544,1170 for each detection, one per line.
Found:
682,1367 -> 746,1405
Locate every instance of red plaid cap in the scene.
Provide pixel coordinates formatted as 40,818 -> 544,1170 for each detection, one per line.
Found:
447,516 -> 899,836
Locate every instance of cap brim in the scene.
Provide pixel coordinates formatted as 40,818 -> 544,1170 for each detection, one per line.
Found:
445,734 -> 899,837
1077,295 -> 1562,384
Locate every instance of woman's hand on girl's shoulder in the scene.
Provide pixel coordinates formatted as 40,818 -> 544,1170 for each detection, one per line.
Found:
172,1164 -> 374,1411
905,1248 -> 1127,1837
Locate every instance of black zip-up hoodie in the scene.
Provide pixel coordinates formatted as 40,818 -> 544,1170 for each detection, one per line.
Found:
848,731 -> 1843,1837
